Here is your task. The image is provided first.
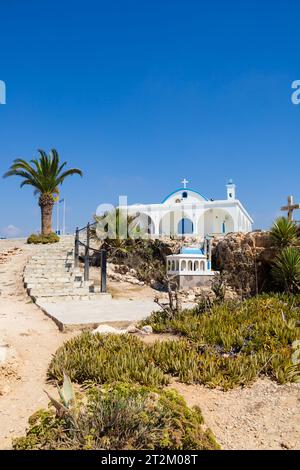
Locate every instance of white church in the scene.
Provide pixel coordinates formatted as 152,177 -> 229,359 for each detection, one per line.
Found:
125,179 -> 253,238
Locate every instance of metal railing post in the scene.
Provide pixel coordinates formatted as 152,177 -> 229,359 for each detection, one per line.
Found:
100,249 -> 107,293
84,223 -> 90,281
74,227 -> 79,268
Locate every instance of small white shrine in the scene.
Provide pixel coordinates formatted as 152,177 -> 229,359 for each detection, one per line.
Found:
166,239 -> 217,289
124,179 -> 253,238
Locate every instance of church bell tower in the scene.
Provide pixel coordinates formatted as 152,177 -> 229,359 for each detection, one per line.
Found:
226,179 -> 236,200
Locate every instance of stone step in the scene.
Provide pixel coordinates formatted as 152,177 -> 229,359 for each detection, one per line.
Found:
29,286 -> 97,296
34,248 -> 74,251
26,262 -> 75,268
24,272 -> 86,280
25,262 -> 78,268
24,272 -> 83,280
25,267 -> 75,273
32,281 -> 100,297
44,252 -> 74,255
24,272 -> 74,279
24,268 -> 80,276
24,268 -> 75,275
24,238 -> 100,304
25,279 -> 93,289
28,255 -> 74,259
24,262 -> 80,271
33,294 -> 104,303
30,283 -> 98,292
25,277 -> 72,284
27,284 -> 92,291
28,257 -> 74,262
24,276 -> 89,287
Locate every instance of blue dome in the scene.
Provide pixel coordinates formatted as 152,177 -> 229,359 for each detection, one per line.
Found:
180,247 -> 204,255
161,188 -> 208,203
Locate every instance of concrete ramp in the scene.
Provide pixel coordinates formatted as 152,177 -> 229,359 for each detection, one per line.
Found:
36,297 -> 160,331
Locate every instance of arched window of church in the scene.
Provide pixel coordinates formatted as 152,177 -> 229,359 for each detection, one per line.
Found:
178,218 -> 193,235
182,192 -> 188,198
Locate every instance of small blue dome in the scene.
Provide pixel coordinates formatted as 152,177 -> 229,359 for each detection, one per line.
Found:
180,247 -> 204,255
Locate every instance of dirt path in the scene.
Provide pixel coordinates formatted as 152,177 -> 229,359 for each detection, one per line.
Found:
0,239 -> 73,449
172,379 -> 300,450
139,335 -> 300,450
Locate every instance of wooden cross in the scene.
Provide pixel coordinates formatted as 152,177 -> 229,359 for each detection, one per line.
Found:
281,195 -> 300,221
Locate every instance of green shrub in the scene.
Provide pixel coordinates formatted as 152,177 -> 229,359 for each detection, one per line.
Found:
27,232 -> 59,244
270,217 -> 298,248
271,247 -> 300,293
98,237 -> 169,286
13,383 -> 219,450
48,295 -> 300,391
48,332 -> 169,387
144,294 -> 300,389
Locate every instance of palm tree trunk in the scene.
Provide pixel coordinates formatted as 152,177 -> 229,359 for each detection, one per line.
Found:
39,194 -> 55,235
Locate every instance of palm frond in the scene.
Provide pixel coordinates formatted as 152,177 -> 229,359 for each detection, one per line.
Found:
3,149 -> 83,196
271,247 -> 300,293
270,217 -> 298,248
55,168 -> 83,186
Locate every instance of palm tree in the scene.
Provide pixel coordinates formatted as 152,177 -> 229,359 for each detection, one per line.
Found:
3,149 -> 83,235
270,217 -> 298,248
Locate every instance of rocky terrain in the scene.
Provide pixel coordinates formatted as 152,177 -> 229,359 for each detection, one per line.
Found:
212,231 -> 277,296
101,231 -> 276,299
173,379 -> 300,450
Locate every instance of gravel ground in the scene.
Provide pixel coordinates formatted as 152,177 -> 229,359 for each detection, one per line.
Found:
173,378 -> 300,450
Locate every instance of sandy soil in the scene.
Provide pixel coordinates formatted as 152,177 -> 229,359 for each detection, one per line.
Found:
90,266 -> 157,300
0,239 -> 299,450
172,379 -> 300,450
0,239 -> 74,449
140,334 -> 300,450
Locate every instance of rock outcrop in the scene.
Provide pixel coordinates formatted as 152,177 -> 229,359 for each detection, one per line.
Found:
212,231 -> 277,296
95,232 -> 277,297
107,263 -> 146,286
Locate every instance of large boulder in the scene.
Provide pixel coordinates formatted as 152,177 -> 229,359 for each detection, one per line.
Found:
212,231 -> 277,296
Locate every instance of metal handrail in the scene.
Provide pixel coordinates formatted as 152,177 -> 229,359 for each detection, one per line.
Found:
77,239 -> 102,253
77,221 -> 97,233
74,221 -> 107,293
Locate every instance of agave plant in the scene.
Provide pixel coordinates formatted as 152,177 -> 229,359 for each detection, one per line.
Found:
270,217 -> 298,248
271,247 -> 300,293
44,372 -> 77,419
291,340 -> 300,366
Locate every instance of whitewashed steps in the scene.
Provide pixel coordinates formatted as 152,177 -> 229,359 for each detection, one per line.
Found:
23,236 -> 108,303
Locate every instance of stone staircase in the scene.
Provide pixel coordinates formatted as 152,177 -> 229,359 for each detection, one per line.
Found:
23,236 -> 104,304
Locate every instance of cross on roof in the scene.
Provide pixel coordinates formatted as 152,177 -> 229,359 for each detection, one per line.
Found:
181,178 -> 189,189
281,195 -> 300,221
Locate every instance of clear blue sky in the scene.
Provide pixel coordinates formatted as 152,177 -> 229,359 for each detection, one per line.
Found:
0,0 -> 299,237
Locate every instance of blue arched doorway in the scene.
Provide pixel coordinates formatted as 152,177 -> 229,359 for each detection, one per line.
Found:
178,218 -> 193,235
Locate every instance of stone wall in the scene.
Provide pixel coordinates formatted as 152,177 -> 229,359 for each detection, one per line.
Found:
176,273 -> 215,290
212,231 -> 277,296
